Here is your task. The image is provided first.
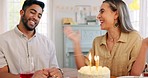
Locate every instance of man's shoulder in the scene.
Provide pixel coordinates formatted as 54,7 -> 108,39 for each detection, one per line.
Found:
0,30 -> 15,46
0,30 -> 14,38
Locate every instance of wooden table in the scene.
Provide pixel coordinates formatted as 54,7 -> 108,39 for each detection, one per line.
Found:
111,76 -> 116,78
62,68 -> 116,78
62,68 -> 77,78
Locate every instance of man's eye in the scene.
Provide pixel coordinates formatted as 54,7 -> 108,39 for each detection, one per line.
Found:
30,11 -> 35,14
38,15 -> 42,19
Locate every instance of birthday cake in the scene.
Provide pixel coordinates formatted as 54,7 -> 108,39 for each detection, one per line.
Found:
78,66 -> 110,78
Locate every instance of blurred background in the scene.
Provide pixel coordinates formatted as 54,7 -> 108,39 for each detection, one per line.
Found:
0,0 -> 147,68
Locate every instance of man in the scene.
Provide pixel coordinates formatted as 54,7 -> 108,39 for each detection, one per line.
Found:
0,0 -> 63,78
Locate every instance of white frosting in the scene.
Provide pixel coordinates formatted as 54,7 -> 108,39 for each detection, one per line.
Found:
78,66 -> 110,78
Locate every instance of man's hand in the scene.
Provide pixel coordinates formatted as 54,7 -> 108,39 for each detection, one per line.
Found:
48,67 -> 63,78
32,69 -> 49,78
32,67 -> 63,78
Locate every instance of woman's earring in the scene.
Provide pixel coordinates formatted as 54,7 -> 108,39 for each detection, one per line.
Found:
114,22 -> 119,28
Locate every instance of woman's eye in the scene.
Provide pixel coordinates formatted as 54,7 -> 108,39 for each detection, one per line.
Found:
100,10 -> 104,13
99,9 -> 104,14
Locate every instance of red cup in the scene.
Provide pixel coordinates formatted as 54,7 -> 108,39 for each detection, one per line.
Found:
19,57 -> 35,78
144,72 -> 148,77
20,73 -> 34,78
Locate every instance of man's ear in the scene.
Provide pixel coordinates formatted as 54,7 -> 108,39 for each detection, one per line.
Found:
20,10 -> 24,17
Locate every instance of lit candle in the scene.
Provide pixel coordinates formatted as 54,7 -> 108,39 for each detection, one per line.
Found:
88,53 -> 92,67
88,53 -> 92,72
94,55 -> 99,71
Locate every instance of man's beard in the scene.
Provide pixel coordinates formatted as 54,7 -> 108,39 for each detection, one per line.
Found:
21,14 -> 38,31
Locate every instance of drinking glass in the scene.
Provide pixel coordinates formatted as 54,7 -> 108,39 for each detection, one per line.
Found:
19,57 -> 35,78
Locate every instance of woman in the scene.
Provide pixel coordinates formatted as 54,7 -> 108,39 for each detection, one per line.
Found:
64,0 -> 142,76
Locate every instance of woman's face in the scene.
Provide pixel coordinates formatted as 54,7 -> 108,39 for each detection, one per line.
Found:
97,2 -> 118,30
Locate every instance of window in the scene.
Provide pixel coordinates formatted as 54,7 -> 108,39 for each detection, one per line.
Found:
8,0 -> 49,37
128,0 -> 140,31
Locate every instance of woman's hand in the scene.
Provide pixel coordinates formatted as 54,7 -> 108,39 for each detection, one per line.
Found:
64,26 -> 81,43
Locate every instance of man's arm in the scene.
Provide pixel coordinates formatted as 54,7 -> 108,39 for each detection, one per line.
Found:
0,65 -> 19,78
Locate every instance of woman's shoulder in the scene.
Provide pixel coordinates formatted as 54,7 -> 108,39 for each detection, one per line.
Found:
126,31 -> 142,42
130,30 -> 140,34
93,34 -> 106,42
128,30 -> 141,38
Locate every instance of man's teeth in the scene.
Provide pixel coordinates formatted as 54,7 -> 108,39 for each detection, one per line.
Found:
30,21 -> 35,25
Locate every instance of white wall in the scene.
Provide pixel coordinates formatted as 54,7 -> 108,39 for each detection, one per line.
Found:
53,0 -> 134,68
0,0 -> 8,34
53,0 -> 103,68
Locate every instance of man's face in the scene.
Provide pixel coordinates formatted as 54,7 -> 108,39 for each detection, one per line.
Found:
21,4 -> 43,31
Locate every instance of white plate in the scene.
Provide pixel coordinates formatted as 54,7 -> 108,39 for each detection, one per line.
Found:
117,76 -> 144,78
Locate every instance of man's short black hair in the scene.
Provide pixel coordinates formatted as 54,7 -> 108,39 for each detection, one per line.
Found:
22,0 -> 45,11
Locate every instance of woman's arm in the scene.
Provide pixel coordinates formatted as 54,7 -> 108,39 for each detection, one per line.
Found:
130,38 -> 148,75
64,26 -> 85,69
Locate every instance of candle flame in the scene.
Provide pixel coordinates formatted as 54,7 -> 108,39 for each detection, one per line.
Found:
89,53 -> 92,61
94,55 -> 99,71
89,53 -> 92,67
94,56 -> 99,61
